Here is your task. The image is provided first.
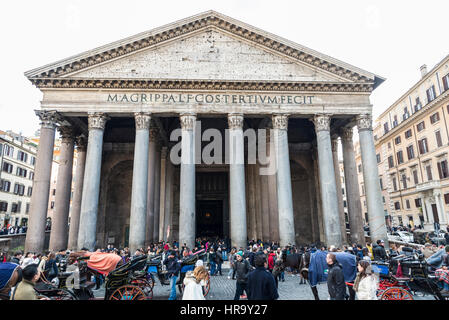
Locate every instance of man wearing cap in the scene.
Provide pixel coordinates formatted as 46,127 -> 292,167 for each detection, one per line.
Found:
233,251 -> 252,300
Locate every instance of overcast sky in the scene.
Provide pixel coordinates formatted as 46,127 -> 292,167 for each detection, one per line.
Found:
1,0 -> 448,137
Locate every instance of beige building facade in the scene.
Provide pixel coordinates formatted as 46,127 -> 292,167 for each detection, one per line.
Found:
23,11 -> 389,253
358,54 -> 449,232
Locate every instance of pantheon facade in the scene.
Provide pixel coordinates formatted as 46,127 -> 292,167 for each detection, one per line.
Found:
24,11 -> 389,253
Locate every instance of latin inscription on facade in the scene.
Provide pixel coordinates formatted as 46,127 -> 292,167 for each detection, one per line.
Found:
107,93 -> 315,105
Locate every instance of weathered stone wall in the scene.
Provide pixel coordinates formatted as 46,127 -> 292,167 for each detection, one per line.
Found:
0,232 -> 50,254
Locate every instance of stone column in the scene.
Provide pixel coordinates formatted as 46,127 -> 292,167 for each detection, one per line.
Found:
357,114 -> 389,247
331,138 -> 347,245
25,110 -> 60,253
313,114 -> 342,248
273,114 -> 295,247
260,172 -> 270,241
164,158 -> 174,242
340,128 -> 365,245
266,129 -> 279,242
158,147 -> 168,241
228,113 -> 247,249
178,113 -> 196,249
153,145 -> 161,242
435,191 -> 447,225
77,113 -> 108,251
67,136 -> 87,250
129,113 -> 151,252
254,163 -> 263,240
49,126 -> 75,251
145,123 -> 158,245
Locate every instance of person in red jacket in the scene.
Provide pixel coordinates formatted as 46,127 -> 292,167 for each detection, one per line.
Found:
268,251 -> 276,273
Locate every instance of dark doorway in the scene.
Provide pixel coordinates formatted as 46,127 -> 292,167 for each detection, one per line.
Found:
196,200 -> 224,238
431,204 -> 440,223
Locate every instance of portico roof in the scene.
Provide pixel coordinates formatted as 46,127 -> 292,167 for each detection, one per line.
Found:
24,10 -> 384,90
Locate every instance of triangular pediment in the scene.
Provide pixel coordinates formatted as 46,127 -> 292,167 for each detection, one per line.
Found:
25,10 -> 384,88
65,29 -> 343,82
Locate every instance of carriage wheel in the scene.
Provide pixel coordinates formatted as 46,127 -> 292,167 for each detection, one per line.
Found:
380,287 -> 414,300
109,285 -> 147,300
131,279 -> 154,300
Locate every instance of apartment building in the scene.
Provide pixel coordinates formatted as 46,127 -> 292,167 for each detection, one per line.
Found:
357,54 -> 449,231
0,130 -> 37,228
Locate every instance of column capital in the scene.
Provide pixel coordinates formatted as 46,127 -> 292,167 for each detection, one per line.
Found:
228,113 -> 244,130
134,112 -> 151,130
88,112 -> 109,130
312,114 -> 331,132
75,135 -> 87,151
57,126 -> 75,143
272,114 -> 289,130
35,110 -> 61,130
179,113 -> 196,131
356,114 -> 373,131
340,127 -> 354,141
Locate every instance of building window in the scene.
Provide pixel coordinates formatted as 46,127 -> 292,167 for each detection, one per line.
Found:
401,173 -> 407,189
50,201 -> 55,209
395,136 -> 401,145
406,145 -> 415,160
11,203 -> 18,213
388,156 -> 394,168
435,130 -> 443,147
437,160 -> 449,179
430,112 -> 440,124
358,164 -> 362,173
426,164 -> 433,181
384,122 -> 389,134
403,107 -> 410,121
397,150 -> 404,165
445,193 -> 449,204
0,201 -> 8,212
27,186 -> 32,197
29,171 -> 34,180
376,153 -> 381,163
26,203 -> 30,214
417,121 -> 426,132
379,177 -> 383,190
3,145 -> 14,157
343,200 -> 347,207
52,189 -> 56,196
426,85 -> 437,103
0,180 -> 11,192
17,151 -> 28,163
382,196 -> 385,204
412,169 -> 419,185
388,142 -> 391,149
16,167 -> 27,178
414,97 -> 422,112
442,73 -> 449,91
13,183 -> 25,196
418,138 -> 429,154
406,199 -> 410,209
393,115 -> 398,128
2,162 -> 13,174
394,202 -> 400,210
30,156 -> 36,166
415,198 -> 422,208
405,129 -> 412,139
392,176 -> 397,191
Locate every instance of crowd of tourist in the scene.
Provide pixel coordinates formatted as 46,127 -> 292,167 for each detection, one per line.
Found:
1,235 -> 449,300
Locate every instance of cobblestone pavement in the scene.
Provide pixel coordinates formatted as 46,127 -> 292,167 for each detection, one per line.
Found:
92,267 -> 433,300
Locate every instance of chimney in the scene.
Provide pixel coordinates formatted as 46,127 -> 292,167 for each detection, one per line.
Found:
420,64 -> 428,78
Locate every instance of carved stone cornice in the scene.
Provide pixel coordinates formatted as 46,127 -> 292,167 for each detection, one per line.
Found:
227,113 -> 244,130
75,135 -> 87,151
312,114 -> 331,132
35,110 -> 61,130
26,13 -> 374,84
29,78 -> 374,92
340,127 -> 353,142
88,112 -> 109,130
57,126 -> 75,142
272,114 -> 289,130
179,113 -> 196,131
134,112 -> 151,130
356,114 -> 373,132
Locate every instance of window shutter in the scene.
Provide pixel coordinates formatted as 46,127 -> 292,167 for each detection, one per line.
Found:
437,162 -> 443,179
418,140 -> 423,154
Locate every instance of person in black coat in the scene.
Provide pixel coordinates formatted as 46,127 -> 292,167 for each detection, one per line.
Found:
164,250 -> 181,300
326,252 -> 346,300
372,239 -> 388,261
247,254 -> 279,300
233,251 -> 252,300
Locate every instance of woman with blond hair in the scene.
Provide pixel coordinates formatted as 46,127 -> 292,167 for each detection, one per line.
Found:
182,265 -> 209,300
